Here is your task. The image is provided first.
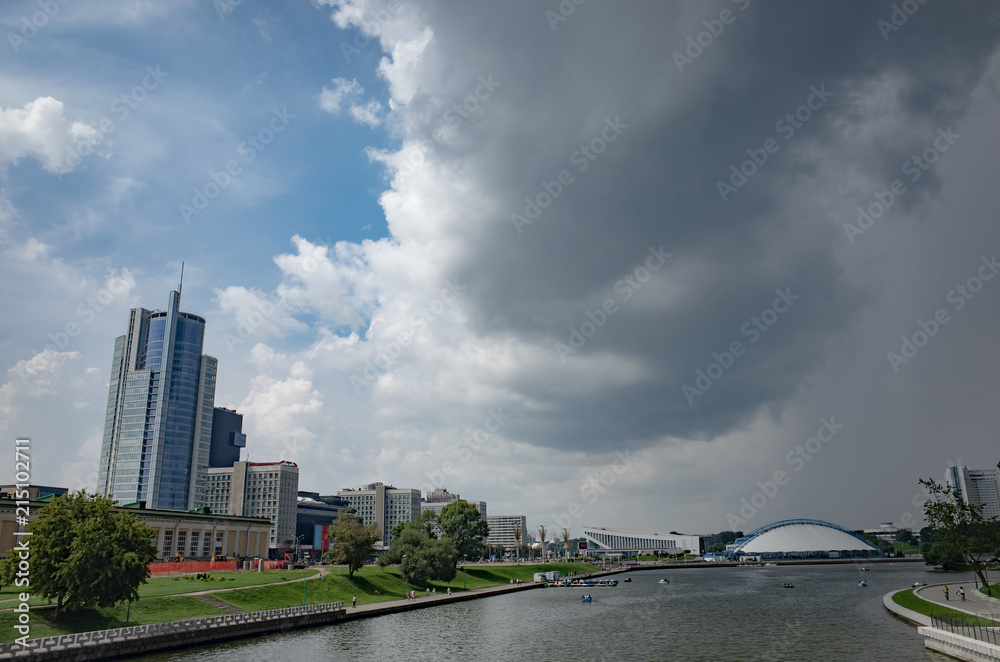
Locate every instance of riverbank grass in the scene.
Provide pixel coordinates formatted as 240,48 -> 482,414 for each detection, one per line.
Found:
0,596 -> 225,644
892,588 -> 1000,625
216,562 -> 597,611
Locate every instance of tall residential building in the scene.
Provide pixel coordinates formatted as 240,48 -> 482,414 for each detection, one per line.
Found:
205,460 -> 299,551
337,482 -> 421,545
946,465 -> 1000,519
98,286 -> 218,511
485,515 -> 527,550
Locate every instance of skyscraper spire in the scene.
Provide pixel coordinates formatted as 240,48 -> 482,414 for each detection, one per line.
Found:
179,261 -> 185,297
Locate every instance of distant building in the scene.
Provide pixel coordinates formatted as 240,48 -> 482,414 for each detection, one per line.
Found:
337,482 -> 421,545
0,496 -> 270,560
205,460 -> 299,551
0,485 -> 68,500
97,285 -> 218,511
946,465 -> 1000,519
581,526 -> 701,557
209,407 -> 246,468
862,522 -> 909,543
420,488 -> 486,537
296,491 -> 352,552
727,519 -> 881,559
486,515 -> 527,551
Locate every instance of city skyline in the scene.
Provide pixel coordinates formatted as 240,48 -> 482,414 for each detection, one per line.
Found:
2,1 -> 999,537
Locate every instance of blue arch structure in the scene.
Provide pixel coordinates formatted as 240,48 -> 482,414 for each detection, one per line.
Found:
726,519 -> 881,560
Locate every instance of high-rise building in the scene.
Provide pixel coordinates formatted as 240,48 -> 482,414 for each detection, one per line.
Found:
946,465 -> 1000,519
485,515 -> 527,551
337,482 -> 421,545
98,285 -> 218,511
205,460 -> 299,551
209,407 -> 246,468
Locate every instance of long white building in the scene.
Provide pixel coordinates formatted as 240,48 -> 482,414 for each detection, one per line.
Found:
581,526 -> 700,556
485,515 -> 527,550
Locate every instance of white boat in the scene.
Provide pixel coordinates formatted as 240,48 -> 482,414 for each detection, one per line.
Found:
658,579 -> 670,584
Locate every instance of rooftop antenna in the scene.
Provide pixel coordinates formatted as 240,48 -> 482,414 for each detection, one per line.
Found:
178,261 -> 185,295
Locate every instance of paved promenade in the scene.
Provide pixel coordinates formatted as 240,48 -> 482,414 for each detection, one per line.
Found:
914,575 -> 1000,618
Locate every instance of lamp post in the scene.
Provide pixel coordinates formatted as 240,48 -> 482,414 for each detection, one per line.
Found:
402,554 -> 406,595
296,534 -> 306,606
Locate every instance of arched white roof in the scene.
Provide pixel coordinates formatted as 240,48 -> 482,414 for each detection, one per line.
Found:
736,521 -> 877,554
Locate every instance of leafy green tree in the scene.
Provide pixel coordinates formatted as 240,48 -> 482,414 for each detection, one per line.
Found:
324,511 -> 381,578
0,554 -> 16,592
380,526 -> 458,585
920,478 -> 1000,587
924,541 -> 965,571
919,526 -> 935,544
30,490 -> 157,618
896,529 -> 914,545
391,510 -> 438,542
438,501 -> 490,560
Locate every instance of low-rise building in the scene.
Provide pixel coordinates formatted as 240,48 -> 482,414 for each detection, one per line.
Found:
581,525 -> 701,557
205,460 -> 299,552
0,496 -> 270,560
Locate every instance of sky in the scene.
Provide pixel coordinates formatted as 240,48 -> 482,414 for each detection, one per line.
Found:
1,0 -> 999,539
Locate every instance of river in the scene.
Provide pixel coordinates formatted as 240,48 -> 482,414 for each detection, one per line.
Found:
139,562 -> 953,661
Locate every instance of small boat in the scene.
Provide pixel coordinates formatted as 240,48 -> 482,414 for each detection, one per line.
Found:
623,577 -> 632,583
858,581 -> 868,587
781,583 -> 794,588
860,567 -> 870,571
912,581 -> 927,587
658,579 -> 670,584
581,595 -> 592,602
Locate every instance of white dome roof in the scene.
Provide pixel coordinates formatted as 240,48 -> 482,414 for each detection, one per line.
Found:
737,521 -> 877,554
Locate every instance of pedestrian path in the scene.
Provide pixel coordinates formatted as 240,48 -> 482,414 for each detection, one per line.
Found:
914,575 -> 1000,619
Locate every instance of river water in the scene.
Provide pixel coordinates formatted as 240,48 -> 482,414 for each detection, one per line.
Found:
140,562 -> 953,661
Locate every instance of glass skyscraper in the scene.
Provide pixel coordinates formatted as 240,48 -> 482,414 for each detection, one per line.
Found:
98,287 -> 217,511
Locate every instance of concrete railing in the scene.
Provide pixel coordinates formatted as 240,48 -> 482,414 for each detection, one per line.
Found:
0,601 -> 344,660
920,626 -> 1000,662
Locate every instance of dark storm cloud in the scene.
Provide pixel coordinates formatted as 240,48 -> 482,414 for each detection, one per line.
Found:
386,0 -> 1000,450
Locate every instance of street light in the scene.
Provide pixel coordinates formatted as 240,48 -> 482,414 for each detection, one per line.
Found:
295,534 -> 306,606
402,554 -> 406,595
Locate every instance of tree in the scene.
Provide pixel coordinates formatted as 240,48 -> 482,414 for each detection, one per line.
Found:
924,541 -> 965,571
0,554 -> 16,592
513,524 -> 522,563
920,478 -> 1000,587
30,490 -> 157,618
438,501 -> 490,560
919,527 -> 935,544
391,510 -> 438,542
380,526 -> 458,585
324,511 -> 381,578
896,529 -> 914,545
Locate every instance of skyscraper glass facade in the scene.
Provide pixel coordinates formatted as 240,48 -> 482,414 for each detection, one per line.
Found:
99,289 -> 216,511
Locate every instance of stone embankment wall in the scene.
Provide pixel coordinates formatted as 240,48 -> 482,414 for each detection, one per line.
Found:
0,602 -> 344,661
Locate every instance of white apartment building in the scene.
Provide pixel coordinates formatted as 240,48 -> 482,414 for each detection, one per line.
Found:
206,460 -> 299,550
947,465 -> 1000,519
337,482 -> 421,545
485,514 -> 527,550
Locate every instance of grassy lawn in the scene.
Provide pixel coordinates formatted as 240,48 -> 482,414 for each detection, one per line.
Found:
0,569 -> 320,608
892,588 -> 1000,625
0,596 -> 225,644
216,562 -> 597,612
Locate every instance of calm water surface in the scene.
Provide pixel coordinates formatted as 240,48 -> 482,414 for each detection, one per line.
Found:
140,563 -> 953,661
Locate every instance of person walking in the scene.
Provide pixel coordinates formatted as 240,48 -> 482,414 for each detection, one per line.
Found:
959,586 -> 966,602
352,595 -> 357,608
944,586 -> 950,600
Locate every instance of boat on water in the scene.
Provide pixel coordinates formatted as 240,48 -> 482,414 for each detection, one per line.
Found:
551,579 -> 618,587
860,567 -> 870,571
581,595 -> 592,602
912,581 -> 927,587
658,579 -> 670,584
781,583 -> 794,588
858,581 -> 868,587
623,577 -> 632,583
